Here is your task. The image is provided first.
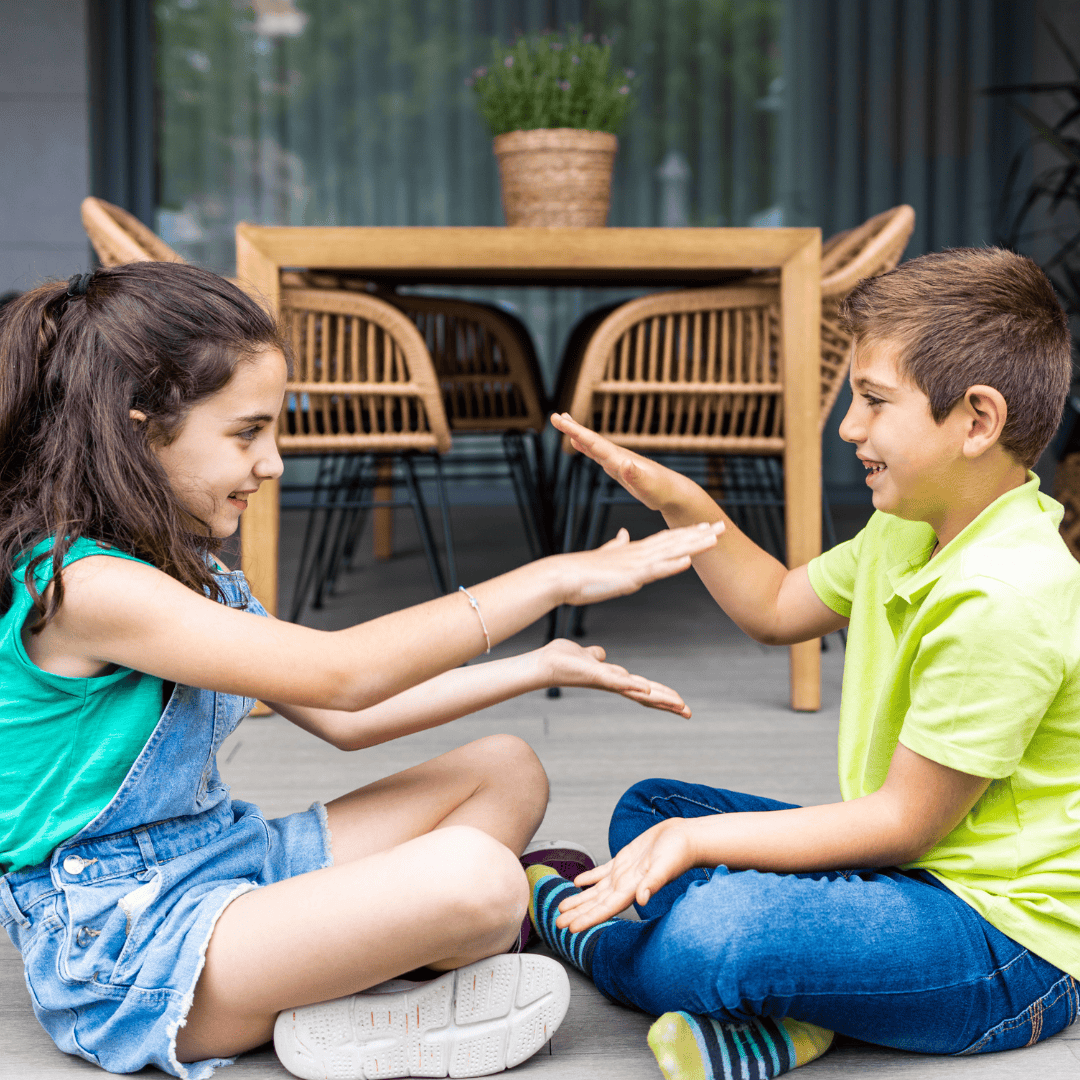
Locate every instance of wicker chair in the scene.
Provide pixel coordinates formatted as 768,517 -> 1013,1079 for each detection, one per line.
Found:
278,286 -> 457,621
81,197 -> 186,267
551,205 -> 915,639
294,273 -> 553,556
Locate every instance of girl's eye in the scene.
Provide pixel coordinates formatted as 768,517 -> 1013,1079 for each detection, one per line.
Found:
237,426 -> 261,442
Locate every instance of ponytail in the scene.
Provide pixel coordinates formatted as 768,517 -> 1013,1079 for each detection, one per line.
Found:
0,262 -> 288,627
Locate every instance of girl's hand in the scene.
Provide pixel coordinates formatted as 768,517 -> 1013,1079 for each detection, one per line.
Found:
556,522 -> 722,607
537,639 -> 691,717
551,413 -> 701,513
554,818 -> 698,931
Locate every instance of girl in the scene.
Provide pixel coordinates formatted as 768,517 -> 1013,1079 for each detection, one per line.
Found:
0,262 -> 722,1080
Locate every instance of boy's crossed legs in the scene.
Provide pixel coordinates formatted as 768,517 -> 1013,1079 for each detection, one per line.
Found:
529,778 -> 1077,1072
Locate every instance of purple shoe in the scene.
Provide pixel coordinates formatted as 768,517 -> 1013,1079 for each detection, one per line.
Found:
511,840 -> 597,952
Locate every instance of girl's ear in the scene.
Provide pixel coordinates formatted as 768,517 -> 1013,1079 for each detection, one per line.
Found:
129,409 -> 148,425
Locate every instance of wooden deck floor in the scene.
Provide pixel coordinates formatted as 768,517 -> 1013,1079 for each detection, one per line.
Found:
3,501 -> 1078,1078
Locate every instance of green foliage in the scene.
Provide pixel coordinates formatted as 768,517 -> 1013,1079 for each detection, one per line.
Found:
470,28 -> 639,136
986,18 -> 1080,336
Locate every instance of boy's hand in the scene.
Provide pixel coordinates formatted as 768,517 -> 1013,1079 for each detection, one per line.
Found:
556,522 -> 723,606
554,818 -> 696,931
537,639 -> 691,717
551,413 -> 701,514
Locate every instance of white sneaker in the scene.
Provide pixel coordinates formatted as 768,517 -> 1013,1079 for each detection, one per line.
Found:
273,953 -> 570,1079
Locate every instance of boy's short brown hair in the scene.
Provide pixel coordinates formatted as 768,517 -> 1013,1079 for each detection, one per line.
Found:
839,247 -> 1072,468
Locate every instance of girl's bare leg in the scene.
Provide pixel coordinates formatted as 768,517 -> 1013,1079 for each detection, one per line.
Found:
324,733 -> 549,863
175,735 -> 549,1062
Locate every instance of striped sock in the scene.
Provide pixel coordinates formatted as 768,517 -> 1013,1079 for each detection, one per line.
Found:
648,1010 -> 834,1080
525,864 -> 620,975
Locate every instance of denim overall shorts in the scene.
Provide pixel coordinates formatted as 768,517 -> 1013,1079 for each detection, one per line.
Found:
0,568 -> 332,1079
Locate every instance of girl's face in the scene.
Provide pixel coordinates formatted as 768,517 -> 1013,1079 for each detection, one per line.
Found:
150,347 -> 287,538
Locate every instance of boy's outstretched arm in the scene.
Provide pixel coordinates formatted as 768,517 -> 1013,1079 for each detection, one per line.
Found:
551,414 -> 847,645
556,743 -> 991,932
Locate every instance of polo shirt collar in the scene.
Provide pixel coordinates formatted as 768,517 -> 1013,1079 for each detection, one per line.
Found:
885,473 -> 1045,605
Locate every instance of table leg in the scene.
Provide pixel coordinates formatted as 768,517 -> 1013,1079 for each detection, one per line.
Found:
373,458 -> 394,560
781,235 -> 823,712
241,476 -> 280,616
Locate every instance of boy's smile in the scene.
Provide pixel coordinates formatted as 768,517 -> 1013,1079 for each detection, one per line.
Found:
838,340 -> 973,535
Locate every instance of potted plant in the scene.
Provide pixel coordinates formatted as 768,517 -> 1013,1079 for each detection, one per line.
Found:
469,29 -> 638,226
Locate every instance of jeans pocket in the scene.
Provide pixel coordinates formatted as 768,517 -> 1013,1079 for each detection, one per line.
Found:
957,974 -> 1080,1055
59,872 -> 158,988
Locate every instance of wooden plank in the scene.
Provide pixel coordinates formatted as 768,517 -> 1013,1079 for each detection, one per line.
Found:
235,225 -> 815,274
780,232 -> 823,712
237,229 -> 283,622
373,457 -> 394,562
594,380 -> 783,394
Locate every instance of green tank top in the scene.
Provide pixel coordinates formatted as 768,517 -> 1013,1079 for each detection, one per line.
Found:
0,538 -> 164,873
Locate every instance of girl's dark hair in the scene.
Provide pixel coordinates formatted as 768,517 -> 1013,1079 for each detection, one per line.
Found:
0,261 -> 289,629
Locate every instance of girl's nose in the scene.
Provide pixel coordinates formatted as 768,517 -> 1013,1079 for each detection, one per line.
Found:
257,442 -> 285,481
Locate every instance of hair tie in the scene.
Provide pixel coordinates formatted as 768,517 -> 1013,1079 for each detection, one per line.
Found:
66,272 -> 92,298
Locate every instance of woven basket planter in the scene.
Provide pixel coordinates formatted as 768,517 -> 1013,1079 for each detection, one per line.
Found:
493,128 -> 618,226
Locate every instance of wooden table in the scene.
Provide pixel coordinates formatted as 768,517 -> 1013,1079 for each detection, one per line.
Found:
235,225 -> 823,711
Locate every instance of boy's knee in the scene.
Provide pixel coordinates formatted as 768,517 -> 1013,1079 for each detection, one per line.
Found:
609,778 -> 679,857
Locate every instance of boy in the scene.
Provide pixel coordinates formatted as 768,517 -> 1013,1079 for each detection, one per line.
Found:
526,248 -> 1080,1079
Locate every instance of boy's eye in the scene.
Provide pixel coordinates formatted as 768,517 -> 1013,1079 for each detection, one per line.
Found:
862,394 -> 883,407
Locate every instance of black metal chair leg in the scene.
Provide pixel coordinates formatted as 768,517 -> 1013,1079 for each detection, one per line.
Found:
321,456 -> 369,597
402,455 -> 449,594
289,455 -> 335,623
570,473 -> 613,638
431,454 -> 458,592
503,433 -> 544,560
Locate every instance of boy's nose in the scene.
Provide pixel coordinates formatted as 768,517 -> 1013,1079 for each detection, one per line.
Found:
838,400 -> 862,444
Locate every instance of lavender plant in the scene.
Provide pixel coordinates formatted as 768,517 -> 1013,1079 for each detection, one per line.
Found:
469,28 -> 638,136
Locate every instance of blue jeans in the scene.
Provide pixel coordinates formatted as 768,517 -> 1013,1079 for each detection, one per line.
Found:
588,779 -> 1079,1055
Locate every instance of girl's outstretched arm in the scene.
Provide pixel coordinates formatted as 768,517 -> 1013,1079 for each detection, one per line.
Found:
42,522 -> 721,712
269,639 -> 691,751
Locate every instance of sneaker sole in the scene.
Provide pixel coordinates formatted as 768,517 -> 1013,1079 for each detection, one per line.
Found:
273,953 -> 570,1079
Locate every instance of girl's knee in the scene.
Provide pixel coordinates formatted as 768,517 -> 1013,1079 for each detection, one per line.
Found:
470,734 -> 549,808
429,825 -> 528,930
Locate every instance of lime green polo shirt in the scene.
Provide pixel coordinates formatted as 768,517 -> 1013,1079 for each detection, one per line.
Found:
808,475 -> 1080,978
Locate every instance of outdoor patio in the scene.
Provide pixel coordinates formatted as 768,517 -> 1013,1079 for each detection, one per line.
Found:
3,498 -> 1078,1080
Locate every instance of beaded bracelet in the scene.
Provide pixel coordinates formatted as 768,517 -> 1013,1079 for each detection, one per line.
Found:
458,585 -> 491,653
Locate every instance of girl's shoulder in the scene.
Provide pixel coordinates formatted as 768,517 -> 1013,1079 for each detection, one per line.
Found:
15,536 -> 153,589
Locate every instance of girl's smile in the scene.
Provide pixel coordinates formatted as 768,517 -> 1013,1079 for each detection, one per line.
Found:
150,347 -> 287,538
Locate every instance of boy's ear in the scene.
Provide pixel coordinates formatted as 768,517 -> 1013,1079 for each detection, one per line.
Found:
959,385 -> 1007,459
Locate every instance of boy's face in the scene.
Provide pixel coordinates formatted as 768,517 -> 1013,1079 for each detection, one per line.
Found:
838,339 -> 972,527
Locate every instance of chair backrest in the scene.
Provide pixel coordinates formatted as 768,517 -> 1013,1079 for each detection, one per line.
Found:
279,287 -> 452,455
561,205 -> 915,454
278,271 -> 548,434
563,286 -> 784,454
81,197 -> 185,266
386,294 -> 548,433
818,204 -> 915,421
